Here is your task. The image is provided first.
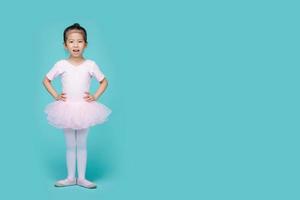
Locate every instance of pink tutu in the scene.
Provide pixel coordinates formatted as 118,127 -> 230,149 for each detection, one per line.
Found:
45,100 -> 112,129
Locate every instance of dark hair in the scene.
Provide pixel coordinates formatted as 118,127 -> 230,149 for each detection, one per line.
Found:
63,23 -> 87,44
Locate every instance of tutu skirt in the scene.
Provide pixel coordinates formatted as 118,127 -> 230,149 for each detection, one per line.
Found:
45,100 -> 112,129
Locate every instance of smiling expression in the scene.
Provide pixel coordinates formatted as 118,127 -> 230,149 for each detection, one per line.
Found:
64,32 -> 87,58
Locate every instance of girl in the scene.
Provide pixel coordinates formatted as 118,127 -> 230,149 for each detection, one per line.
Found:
43,23 -> 112,189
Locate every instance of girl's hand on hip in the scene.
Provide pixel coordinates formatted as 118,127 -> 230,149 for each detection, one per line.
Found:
84,92 -> 96,102
55,93 -> 67,101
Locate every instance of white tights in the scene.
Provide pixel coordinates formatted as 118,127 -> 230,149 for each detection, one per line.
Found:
64,128 -> 89,180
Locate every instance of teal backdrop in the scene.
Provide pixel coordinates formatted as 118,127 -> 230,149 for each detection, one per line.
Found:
0,0 -> 298,199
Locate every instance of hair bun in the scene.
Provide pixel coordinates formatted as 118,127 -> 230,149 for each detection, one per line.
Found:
73,23 -> 80,27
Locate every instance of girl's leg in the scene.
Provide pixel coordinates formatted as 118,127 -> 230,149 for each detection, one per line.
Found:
76,128 -> 88,180
54,128 -> 77,187
64,128 -> 77,180
76,128 -> 97,189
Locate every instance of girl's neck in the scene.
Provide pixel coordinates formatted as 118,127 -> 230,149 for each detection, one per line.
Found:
68,56 -> 85,63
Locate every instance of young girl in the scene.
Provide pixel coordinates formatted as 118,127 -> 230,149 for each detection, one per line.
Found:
43,23 -> 111,189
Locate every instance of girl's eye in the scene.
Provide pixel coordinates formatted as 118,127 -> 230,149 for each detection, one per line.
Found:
69,41 -> 73,43
79,41 -> 83,43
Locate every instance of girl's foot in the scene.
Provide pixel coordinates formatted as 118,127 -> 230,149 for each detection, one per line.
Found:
77,178 -> 97,189
54,178 -> 76,187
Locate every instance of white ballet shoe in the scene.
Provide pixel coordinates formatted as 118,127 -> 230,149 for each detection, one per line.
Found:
54,178 -> 77,187
77,178 -> 97,189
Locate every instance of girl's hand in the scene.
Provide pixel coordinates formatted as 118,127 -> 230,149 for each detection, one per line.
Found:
55,93 -> 67,101
84,92 -> 97,102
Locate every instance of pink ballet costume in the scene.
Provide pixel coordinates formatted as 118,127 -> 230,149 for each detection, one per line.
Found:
45,59 -> 112,130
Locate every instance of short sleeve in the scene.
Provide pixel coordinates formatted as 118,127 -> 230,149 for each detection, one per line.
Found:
46,61 -> 63,80
90,61 -> 105,82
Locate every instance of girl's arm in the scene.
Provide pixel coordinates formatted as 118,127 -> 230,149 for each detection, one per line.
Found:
84,78 -> 108,102
42,77 -> 66,101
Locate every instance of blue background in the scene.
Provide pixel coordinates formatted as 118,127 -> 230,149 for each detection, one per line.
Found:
0,0 -> 298,199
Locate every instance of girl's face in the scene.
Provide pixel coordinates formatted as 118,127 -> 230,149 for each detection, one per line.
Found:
64,32 -> 87,58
